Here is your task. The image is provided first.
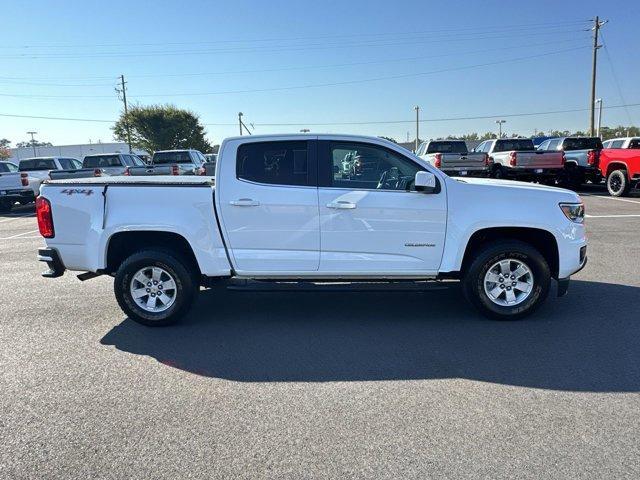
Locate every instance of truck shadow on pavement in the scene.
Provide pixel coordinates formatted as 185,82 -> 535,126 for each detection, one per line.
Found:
101,280 -> 640,392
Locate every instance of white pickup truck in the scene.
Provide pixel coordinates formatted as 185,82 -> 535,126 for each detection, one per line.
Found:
36,134 -> 587,326
474,138 -> 565,182
0,162 -> 34,212
18,156 -> 83,197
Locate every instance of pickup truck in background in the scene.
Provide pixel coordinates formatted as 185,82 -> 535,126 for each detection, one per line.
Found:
128,149 -> 207,176
18,157 -> 83,197
537,137 -> 603,187
599,148 -> 640,197
474,138 -> 565,182
0,162 -> 34,212
49,153 -> 146,180
36,134 -> 587,326
416,140 -> 490,177
602,137 -> 640,149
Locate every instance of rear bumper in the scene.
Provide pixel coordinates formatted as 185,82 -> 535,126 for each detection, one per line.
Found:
443,167 -> 491,177
509,167 -> 563,177
38,247 -> 66,278
0,188 -> 35,202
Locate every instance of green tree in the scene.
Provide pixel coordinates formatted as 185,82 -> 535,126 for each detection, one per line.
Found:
16,139 -> 52,148
113,104 -> 212,153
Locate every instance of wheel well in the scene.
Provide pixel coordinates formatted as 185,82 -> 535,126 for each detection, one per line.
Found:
605,162 -> 628,177
461,227 -> 559,278
105,231 -> 201,276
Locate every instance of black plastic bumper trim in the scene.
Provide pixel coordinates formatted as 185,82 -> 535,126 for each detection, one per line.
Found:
38,247 -> 65,278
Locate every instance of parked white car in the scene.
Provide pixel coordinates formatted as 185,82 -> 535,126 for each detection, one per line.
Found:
602,137 -> 640,149
0,161 -> 34,212
18,157 -> 82,196
36,134 -> 587,325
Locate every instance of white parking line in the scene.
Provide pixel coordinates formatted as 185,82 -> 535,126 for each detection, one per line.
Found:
0,213 -> 35,223
0,230 -> 39,240
586,214 -> 640,218
581,193 -> 640,205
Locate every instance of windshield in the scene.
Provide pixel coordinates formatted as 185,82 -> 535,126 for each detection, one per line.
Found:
562,137 -> 603,151
494,139 -> 534,152
18,158 -> 57,171
153,151 -> 194,164
426,141 -> 468,154
83,155 -> 122,168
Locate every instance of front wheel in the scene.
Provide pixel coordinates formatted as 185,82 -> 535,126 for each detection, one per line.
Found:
607,169 -> 631,197
462,241 -> 550,320
0,199 -> 13,213
114,250 -> 198,326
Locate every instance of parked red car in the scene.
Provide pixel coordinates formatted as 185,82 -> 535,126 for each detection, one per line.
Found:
599,149 -> 640,196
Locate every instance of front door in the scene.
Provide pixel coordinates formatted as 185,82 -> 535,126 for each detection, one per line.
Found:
316,140 -> 447,275
217,139 -> 320,273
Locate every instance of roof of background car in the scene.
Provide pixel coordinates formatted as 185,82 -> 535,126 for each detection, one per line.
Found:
153,149 -> 199,153
19,157 -> 59,162
83,153 -> 123,157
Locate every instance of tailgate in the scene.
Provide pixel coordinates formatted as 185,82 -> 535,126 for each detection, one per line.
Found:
516,151 -> 564,168
128,166 -> 172,176
0,172 -> 21,190
440,153 -> 487,168
49,169 -> 96,180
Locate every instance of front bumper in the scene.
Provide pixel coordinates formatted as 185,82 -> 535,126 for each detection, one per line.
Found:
38,247 -> 66,278
557,245 -> 587,297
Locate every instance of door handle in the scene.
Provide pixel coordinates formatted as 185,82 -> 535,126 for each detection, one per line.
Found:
326,201 -> 356,209
230,198 -> 260,206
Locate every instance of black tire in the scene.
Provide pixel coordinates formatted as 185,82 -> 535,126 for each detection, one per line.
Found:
0,199 -> 13,213
606,169 -> 631,197
492,166 -> 504,179
114,249 -> 198,326
462,241 -> 551,320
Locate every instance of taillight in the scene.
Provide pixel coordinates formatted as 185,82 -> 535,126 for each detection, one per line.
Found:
93,168 -> 102,177
124,167 -> 130,176
509,151 -> 517,166
20,173 -> 29,186
434,153 -> 442,169
198,166 -> 206,176
484,154 -> 491,166
587,150 -> 599,166
36,196 -> 54,238
171,164 -> 179,175
562,152 -> 566,165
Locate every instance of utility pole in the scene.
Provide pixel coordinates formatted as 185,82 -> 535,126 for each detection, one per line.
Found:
414,106 -> 420,152
495,120 -> 506,138
27,131 -> 38,156
238,112 -> 244,135
117,75 -> 132,153
590,16 -> 607,136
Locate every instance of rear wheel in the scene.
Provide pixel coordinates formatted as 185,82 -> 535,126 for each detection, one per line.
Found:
607,169 -> 631,197
492,166 -> 504,179
462,241 -> 550,320
114,249 -> 198,326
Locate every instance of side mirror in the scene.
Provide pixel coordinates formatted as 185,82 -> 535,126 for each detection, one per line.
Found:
414,171 -> 437,193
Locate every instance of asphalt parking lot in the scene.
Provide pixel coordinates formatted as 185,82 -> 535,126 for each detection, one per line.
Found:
1,187 -> 639,479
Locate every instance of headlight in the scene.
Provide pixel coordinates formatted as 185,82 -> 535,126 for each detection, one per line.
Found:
559,202 -> 585,223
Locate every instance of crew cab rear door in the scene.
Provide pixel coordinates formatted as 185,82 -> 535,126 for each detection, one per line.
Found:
316,140 -> 447,274
216,138 -> 320,273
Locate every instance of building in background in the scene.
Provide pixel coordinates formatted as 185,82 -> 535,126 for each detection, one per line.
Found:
7,142 -> 148,164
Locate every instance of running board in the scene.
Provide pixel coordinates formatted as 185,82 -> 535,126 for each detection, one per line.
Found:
224,279 -> 452,292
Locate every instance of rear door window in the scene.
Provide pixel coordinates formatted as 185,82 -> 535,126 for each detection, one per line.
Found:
237,141 -> 312,187
494,139 -> 534,152
0,163 -> 18,173
610,140 -> 625,148
562,137 -> 603,150
153,151 -> 193,164
19,158 -> 57,171
58,158 -> 77,170
83,155 -> 122,168
628,139 -> 640,149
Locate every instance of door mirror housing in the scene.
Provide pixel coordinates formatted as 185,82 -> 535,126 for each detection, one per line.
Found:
414,171 -> 437,193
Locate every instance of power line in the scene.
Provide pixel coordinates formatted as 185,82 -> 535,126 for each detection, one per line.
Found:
0,29 -> 589,60
600,31 -> 635,125
1,102 -> 638,126
0,20 -> 590,50
0,46 -> 587,100
0,38 -> 584,83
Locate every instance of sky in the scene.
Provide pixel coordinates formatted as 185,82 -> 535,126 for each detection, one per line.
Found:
1,0 -> 639,148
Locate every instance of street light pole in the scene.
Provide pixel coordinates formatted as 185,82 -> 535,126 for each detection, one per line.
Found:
595,98 -> 603,137
495,120 -> 506,138
27,131 -> 38,156
414,106 -> 420,152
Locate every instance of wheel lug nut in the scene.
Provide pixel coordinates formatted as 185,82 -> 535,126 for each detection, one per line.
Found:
500,284 -> 505,289
507,286 -> 511,290
146,288 -> 150,292
147,282 -> 151,287
151,293 -> 156,297
153,280 -> 158,285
